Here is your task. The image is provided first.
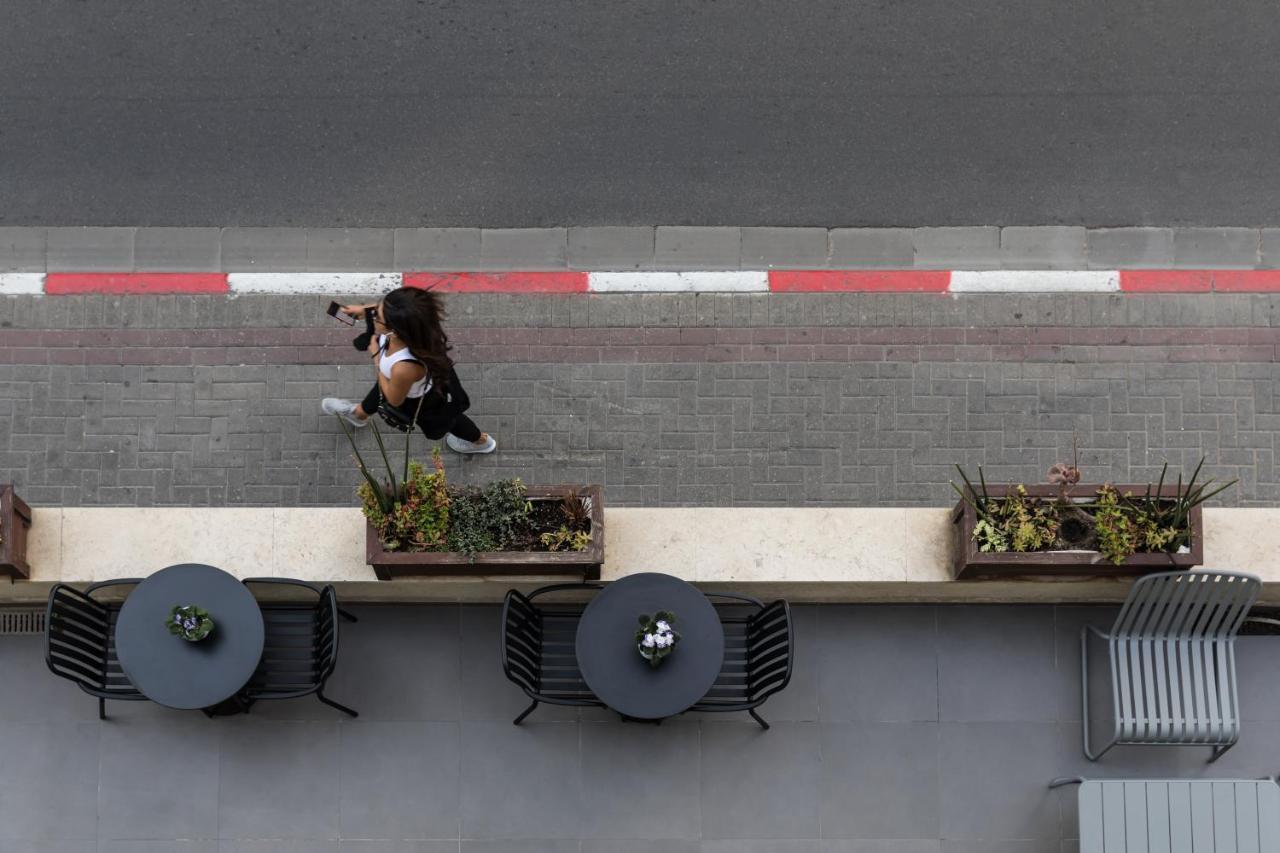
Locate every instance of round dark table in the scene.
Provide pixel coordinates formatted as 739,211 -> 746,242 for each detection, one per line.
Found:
575,572 -> 725,720
115,563 -> 265,710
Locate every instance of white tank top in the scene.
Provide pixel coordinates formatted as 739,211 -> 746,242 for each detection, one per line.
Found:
378,335 -> 431,399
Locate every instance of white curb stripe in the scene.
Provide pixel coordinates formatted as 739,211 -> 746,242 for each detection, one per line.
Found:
0,273 -> 45,295
227,272 -> 403,295
588,271 -> 769,293
949,271 -> 1119,293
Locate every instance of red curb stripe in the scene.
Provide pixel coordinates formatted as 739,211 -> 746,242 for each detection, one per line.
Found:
44,273 -> 229,295
404,272 -> 588,293
1211,270 -> 1280,292
1119,270 -> 1213,293
769,271 -> 951,293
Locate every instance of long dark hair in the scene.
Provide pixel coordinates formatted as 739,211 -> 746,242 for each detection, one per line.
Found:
379,287 -> 454,391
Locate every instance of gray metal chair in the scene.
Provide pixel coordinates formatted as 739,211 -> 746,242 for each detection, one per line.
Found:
1050,777 -> 1280,853
1081,570 -> 1261,762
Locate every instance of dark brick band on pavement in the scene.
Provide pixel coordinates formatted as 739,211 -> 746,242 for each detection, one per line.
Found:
0,293 -> 1277,509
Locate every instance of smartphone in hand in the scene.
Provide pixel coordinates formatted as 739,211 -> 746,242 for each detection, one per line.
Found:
327,301 -> 356,326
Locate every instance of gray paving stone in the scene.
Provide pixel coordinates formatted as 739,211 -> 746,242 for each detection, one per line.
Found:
0,227 -> 46,272
654,227 -> 742,270
46,227 -> 134,272
1086,227 -> 1174,269
1172,227 -> 1260,268
480,228 -> 568,270
912,227 -> 1000,269
306,228 -> 395,271
393,227 -> 482,270
999,227 -> 1086,269
829,228 -> 914,268
740,227 -> 829,269
134,227 -> 221,272
221,227 -> 309,271
1261,229 -> 1280,268
567,227 -> 655,270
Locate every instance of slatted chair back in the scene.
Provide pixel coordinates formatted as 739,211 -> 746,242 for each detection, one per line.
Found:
1107,570 -> 1260,747
693,595 -> 793,728
501,584 -> 602,724
45,582 -> 145,718
241,579 -> 356,717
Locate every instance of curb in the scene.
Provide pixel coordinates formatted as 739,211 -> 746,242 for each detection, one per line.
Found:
6,270 -> 1280,295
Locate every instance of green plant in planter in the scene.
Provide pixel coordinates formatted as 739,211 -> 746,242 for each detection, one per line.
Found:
540,526 -> 592,552
358,453 -> 450,551
446,479 -> 532,556
168,605 -> 214,642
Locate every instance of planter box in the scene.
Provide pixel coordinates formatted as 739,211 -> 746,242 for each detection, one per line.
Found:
0,485 -> 32,579
366,485 -> 604,580
951,483 -> 1203,580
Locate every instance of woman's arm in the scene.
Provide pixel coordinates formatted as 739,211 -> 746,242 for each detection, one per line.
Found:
377,359 -> 428,407
340,302 -> 378,318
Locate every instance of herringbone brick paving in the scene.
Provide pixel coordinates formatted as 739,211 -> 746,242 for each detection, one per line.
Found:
1,294 -> 1277,506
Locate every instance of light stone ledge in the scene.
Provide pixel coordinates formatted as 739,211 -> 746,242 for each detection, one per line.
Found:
4,506 -> 1276,605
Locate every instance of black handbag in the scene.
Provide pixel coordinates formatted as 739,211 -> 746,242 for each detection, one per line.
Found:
376,392 -> 425,433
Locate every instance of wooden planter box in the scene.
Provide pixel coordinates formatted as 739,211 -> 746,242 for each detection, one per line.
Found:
951,483 -> 1203,580
366,485 -> 604,580
0,485 -> 32,579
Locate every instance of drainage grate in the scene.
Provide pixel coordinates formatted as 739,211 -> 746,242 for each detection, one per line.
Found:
0,609 -> 45,635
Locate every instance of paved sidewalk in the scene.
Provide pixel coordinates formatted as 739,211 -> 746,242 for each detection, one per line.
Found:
1,292 -> 1277,507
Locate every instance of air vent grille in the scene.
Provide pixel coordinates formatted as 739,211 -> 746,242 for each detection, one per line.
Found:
0,609 -> 45,635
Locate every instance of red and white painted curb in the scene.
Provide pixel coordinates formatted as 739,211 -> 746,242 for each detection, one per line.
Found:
5,270 -> 1280,295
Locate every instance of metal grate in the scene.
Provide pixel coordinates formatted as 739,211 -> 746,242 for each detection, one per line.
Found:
0,609 -> 45,635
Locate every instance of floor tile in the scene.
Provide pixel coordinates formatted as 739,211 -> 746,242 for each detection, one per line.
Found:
824,843 -> 942,853
340,721 -> 460,839
940,842 -> 1058,853
580,720 -> 700,839
703,843 -> 823,853
341,843 -> 459,853
0,722 -> 98,840
459,607 -> 577,723
938,607 -> 1057,722
817,607 -> 938,722
1235,636 -> 1280,721
217,720 -> 340,839
938,722 -> 1060,840
220,842 -> 339,853
325,606 -> 461,721
700,721 -> 822,839
102,843 -> 218,852
461,843 -> 578,853
0,636 -> 100,723
459,721 -> 581,838
0,843 -> 97,853
820,722 -> 939,839
584,843 -> 699,853
98,718 -> 221,840
1050,606 -> 1117,723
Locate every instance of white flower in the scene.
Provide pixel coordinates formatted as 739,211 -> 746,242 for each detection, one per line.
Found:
654,633 -> 672,648
641,633 -> 656,648
655,620 -> 671,633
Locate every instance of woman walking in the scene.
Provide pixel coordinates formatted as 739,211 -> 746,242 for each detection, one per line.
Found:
321,287 -> 496,454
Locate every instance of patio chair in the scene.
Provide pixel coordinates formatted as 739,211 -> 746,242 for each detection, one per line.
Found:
690,593 -> 793,729
1081,570 -> 1260,762
240,577 -> 358,717
1049,776 -> 1280,852
501,582 -> 604,724
45,580 -> 148,720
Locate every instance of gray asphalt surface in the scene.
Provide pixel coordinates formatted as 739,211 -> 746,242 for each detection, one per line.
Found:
3,0 -> 1279,226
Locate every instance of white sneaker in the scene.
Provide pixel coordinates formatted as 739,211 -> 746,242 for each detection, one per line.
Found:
322,398 -> 368,428
446,433 -> 497,454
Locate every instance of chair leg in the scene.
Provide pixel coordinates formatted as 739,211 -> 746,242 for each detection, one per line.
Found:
98,697 -> 106,721
513,700 -> 537,725
749,709 -> 770,730
1080,626 -> 1115,761
1210,741 -> 1237,763
317,691 -> 358,718
338,607 -> 358,623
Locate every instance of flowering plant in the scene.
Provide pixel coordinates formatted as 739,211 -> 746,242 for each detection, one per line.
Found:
168,604 -> 214,642
635,611 -> 680,668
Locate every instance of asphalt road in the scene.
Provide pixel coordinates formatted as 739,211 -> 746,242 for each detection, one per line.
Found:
3,0 -> 1279,226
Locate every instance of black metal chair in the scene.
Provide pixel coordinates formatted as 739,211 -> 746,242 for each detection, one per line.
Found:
501,582 -> 604,724
239,577 -> 358,717
45,580 -> 148,720
690,593 -> 794,729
